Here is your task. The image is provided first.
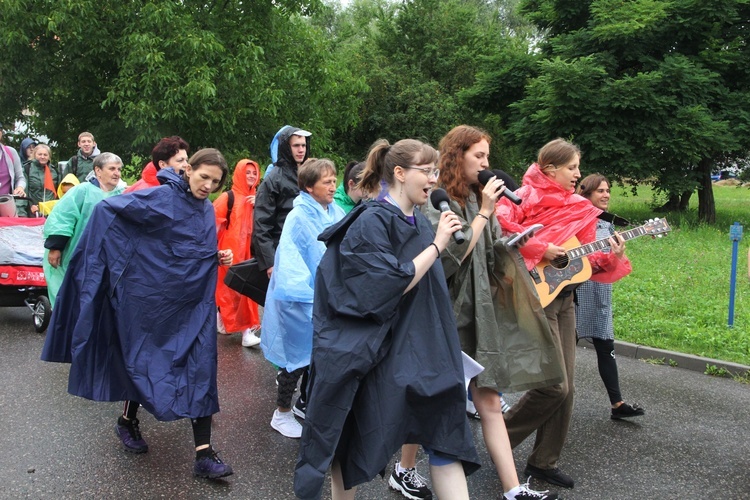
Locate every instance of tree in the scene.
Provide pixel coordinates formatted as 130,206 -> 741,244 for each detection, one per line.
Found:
326,0 -> 535,163
0,0 -> 364,166
465,0 -> 750,222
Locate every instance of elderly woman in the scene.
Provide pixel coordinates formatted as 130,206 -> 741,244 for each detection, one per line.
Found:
261,158 -> 345,439
42,148 -> 235,479
42,152 -> 124,307
25,144 -> 60,216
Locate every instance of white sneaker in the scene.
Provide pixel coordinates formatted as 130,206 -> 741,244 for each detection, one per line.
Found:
241,327 -> 261,347
217,311 -> 227,335
500,395 -> 511,413
270,409 -> 302,438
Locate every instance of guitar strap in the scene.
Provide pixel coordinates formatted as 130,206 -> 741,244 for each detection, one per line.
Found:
598,211 -> 630,227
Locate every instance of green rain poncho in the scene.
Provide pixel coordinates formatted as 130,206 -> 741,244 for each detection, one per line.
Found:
43,181 -> 123,307
423,193 -> 563,393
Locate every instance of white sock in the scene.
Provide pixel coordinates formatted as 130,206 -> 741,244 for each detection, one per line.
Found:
395,462 -> 410,474
504,485 -> 523,499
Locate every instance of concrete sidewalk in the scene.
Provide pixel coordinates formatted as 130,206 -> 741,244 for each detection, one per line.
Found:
1,305 -> 749,499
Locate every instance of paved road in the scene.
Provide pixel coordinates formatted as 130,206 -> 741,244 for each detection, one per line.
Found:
1,306 -> 749,499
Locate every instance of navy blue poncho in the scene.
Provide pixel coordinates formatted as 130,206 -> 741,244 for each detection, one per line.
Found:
41,169 -> 221,421
294,202 -> 480,499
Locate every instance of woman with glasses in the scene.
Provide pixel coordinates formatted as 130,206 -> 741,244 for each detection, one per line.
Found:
423,125 -> 559,500
295,138 -> 479,500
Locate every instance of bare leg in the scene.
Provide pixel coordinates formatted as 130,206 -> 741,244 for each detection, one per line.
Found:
331,460 -> 357,500
400,443 -> 419,469
429,461 -> 469,500
471,382 -> 520,491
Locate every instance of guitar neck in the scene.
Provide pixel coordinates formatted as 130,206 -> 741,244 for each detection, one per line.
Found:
566,225 -> 648,260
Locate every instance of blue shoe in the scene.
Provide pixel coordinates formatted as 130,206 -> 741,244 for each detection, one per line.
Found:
115,417 -> 148,454
194,447 -> 233,479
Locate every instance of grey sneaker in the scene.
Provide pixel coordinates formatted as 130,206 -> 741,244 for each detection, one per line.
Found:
270,409 -> 302,438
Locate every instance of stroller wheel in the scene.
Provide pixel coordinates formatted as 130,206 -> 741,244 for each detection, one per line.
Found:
33,296 -> 52,333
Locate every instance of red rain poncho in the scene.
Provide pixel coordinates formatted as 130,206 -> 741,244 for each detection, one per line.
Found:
124,162 -> 159,193
496,163 -> 629,282
213,159 -> 261,332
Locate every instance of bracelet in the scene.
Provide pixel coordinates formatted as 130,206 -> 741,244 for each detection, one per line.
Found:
430,242 -> 441,258
477,213 -> 490,222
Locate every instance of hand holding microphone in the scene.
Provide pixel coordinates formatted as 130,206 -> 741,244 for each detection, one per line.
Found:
477,169 -> 522,205
430,188 -> 466,245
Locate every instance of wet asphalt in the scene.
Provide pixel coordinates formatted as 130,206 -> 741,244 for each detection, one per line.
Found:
1,305 -> 749,500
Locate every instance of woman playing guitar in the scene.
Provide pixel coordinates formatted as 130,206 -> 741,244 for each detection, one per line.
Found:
495,138 -> 629,489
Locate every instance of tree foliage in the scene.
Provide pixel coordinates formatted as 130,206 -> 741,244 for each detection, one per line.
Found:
501,0 -> 750,222
0,0 -> 364,166
325,0 -> 537,166
2,0 -> 749,226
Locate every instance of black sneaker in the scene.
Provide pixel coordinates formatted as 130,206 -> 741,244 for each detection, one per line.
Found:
115,417 -> 148,454
292,397 -> 306,420
388,463 -> 433,499
611,402 -> 645,420
505,479 -> 559,499
194,447 -> 233,479
524,463 -> 574,489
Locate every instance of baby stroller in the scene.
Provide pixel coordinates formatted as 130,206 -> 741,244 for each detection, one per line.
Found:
0,195 -> 51,332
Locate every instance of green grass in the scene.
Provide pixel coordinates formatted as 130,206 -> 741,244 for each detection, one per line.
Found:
608,184 -> 750,365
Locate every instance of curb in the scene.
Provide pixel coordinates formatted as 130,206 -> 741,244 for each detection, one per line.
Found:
577,339 -> 750,377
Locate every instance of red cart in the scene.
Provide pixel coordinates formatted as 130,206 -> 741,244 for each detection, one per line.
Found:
0,217 -> 51,332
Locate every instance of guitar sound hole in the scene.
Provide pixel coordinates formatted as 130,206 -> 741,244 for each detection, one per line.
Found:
550,255 -> 569,269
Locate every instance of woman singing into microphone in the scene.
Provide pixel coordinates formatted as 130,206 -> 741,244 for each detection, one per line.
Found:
423,125 -> 560,500
295,138 -> 479,500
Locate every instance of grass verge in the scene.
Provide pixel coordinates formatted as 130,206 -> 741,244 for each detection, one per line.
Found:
609,184 -> 750,365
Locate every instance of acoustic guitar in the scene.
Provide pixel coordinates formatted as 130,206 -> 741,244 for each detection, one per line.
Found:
530,218 -> 671,307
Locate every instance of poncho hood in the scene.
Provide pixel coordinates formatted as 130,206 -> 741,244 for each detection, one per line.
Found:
275,126 -> 310,170
232,159 -> 260,196
57,173 -> 80,198
19,138 -> 36,163
500,163 -> 601,244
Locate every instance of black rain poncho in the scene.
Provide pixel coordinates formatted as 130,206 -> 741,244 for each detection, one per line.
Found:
294,202 -> 480,499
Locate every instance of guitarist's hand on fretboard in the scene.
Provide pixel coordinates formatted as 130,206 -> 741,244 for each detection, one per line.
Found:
609,233 -> 626,258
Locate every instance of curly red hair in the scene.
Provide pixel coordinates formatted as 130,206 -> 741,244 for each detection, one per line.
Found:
438,125 -> 491,209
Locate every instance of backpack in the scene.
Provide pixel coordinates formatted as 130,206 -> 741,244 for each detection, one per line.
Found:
67,155 -> 78,175
225,190 -> 235,227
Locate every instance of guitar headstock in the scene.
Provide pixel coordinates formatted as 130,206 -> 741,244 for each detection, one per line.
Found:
644,218 -> 671,238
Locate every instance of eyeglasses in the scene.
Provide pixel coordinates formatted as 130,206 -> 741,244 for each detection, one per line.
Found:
402,166 -> 440,179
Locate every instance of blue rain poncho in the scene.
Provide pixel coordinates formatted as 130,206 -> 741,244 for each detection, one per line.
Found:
41,169 -> 221,421
261,192 -> 345,371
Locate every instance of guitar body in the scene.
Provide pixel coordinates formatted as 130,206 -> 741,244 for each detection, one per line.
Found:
528,218 -> 670,308
533,236 -> 592,308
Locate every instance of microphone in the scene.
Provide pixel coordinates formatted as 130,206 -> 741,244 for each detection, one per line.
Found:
430,188 -> 466,244
477,169 -> 522,205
